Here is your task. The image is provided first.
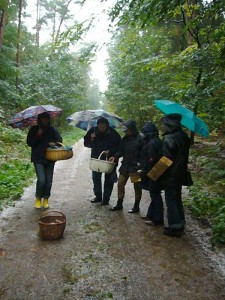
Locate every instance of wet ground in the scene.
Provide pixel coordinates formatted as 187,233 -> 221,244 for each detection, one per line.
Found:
0,140 -> 225,300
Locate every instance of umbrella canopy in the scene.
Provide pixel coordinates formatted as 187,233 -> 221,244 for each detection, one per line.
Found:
9,105 -> 63,128
154,100 -> 209,137
67,109 -> 123,131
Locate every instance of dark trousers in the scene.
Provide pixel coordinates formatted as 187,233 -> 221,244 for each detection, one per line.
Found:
147,189 -> 164,224
164,186 -> 185,229
92,171 -> 116,202
34,162 -> 55,199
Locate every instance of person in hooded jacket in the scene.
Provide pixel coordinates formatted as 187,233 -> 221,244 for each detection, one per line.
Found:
109,120 -> 144,212
140,121 -> 164,225
161,113 -> 191,237
84,117 -> 121,205
27,112 -> 62,209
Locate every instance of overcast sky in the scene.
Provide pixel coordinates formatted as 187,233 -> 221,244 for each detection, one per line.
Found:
25,0 -> 116,91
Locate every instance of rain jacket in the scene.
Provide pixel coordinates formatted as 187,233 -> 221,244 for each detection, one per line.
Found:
84,126 -> 121,160
140,122 -> 162,190
27,120 -> 62,163
161,114 -> 191,188
114,120 -> 144,175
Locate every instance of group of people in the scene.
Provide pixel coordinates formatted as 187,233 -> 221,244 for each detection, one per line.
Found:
84,114 -> 191,237
27,112 -> 191,238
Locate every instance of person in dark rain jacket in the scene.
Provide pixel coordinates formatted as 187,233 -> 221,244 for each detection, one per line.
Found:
161,113 -> 191,237
27,112 -> 62,209
84,117 -> 121,205
109,119 -> 144,213
140,121 -> 164,225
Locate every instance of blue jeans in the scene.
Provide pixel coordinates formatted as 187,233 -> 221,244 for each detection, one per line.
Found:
34,162 -> 55,199
164,186 -> 185,229
92,170 -> 117,202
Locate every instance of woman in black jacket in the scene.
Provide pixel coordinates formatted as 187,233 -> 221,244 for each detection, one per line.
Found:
161,113 -> 191,237
109,119 -> 144,213
84,117 -> 121,205
140,121 -> 163,225
27,112 -> 62,209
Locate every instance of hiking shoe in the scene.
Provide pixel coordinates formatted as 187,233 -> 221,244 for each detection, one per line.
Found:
163,228 -> 183,237
110,204 -> 123,211
91,198 -> 102,203
128,207 -> 140,213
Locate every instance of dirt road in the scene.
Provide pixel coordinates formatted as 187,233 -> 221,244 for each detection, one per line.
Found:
0,140 -> 224,300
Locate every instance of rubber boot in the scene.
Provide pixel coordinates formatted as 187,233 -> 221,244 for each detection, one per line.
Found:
43,198 -> 49,209
128,200 -> 140,213
35,198 -> 42,209
110,199 -> 123,211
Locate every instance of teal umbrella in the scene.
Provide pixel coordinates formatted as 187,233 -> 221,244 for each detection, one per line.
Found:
154,100 -> 209,137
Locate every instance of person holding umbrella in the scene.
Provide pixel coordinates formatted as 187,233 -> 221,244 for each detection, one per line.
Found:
161,113 -> 191,237
27,112 -> 62,209
84,117 -> 121,205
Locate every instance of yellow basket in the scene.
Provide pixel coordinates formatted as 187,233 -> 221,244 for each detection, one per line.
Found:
46,143 -> 73,161
129,172 -> 141,183
147,156 -> 173,181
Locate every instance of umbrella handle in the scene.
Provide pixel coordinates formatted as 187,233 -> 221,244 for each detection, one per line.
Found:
98,151 -> 108,161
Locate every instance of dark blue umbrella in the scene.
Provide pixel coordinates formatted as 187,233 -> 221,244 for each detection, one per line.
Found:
154,100 -> 209,137
67,109 -> 123,131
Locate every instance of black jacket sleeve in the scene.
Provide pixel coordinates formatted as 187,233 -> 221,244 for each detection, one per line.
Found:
27,126 -> 41,148
83,127 -> 95,148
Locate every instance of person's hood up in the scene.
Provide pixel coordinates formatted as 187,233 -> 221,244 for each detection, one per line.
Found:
163,113 -> 182,134
122,119 -> 139,135
141,121 -> 159,139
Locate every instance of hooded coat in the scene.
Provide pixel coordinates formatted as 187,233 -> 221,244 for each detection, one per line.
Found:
140,122 -> 162,190
84,126 -> 121,160
161,114 -> 191,188
114,120 -> 144,175
27,114 -> 62,163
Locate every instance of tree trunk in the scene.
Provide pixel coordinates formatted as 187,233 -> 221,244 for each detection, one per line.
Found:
35,0 -> 40,50
53,0 -> 73,48
0,0 -> 9,51
16,0 -> 23,94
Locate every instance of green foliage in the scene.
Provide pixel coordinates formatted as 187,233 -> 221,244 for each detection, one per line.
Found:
0,123 -> 34,209
187,184 -> 225,246
107,0 -> 225,130
184,140 -> 225,245
0,160 -> 34,205
61,126 -> 84,146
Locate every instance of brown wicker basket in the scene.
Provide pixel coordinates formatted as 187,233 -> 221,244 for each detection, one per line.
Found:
39,211 -> 66,241
46,143 -> 73,161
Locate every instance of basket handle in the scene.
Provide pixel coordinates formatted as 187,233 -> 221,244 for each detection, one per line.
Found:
39,210 -> 66,219
97,151 -> 109,161
55,142 -> 65,147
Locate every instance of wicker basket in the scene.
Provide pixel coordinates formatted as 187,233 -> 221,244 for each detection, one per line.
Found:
129,172 -> 141,183
89,151 -> 115,174
39,211 -> 66,241
46,143 -> 73,161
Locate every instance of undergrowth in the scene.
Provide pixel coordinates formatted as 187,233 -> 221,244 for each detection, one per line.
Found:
185,138 -> 225,246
